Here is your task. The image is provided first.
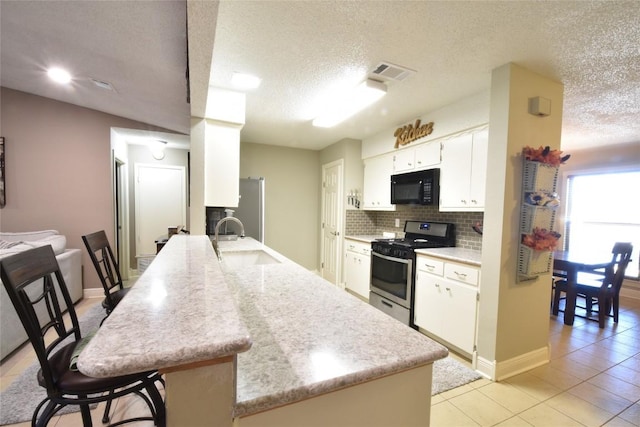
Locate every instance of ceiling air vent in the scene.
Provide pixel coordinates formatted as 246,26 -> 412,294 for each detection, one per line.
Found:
90,78 -> 115,91
371,62 -> 415,82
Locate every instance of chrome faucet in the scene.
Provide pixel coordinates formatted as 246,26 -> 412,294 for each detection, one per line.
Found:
214,216 -> 245,242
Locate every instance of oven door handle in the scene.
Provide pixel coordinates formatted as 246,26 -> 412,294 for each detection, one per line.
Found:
372,251 -> 410,265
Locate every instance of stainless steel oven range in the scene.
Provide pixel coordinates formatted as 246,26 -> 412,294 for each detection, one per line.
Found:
370,220 -> 455,328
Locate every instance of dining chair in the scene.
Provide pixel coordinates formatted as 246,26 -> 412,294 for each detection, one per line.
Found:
553,242 -> 633,328
82,230 -> 129,316
0,245 -> 165,427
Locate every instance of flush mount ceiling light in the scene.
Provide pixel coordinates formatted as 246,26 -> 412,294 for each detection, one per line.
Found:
231,72 -> 261,90
150,140 -> 168,160
47,67 -> 72,84
312,79 -> 387,128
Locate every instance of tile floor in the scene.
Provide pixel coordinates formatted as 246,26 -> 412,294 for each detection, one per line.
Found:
1,296 -> 639,426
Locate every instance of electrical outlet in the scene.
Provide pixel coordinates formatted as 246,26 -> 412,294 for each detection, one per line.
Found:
395,218 -> 400,227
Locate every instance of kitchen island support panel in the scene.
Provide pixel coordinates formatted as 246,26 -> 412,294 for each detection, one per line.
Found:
165,357 -> 236,427
236,364 -> 432,427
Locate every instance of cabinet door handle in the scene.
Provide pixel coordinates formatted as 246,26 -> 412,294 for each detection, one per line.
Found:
446,287 -> 451,291
455,271 -> 467,278
425,263 -> 435,269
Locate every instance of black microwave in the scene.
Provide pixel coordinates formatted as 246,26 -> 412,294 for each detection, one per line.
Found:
390,169 -> 439,205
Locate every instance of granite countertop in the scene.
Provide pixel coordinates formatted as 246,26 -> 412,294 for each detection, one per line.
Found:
79,235 -> 448,419
344,234 -> 384,243
414,247 -> 482,266
77,235 -> 252,377
217,238 -> 448,417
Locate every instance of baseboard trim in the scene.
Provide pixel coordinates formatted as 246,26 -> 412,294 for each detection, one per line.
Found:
83,288 -> 104,299
475,345 -> 549,381
475,356 -> 496,380
620,281 -> 640,300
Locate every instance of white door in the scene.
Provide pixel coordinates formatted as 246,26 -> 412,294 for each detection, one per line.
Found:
135,164 -> 186,256
321,160 -> 343,284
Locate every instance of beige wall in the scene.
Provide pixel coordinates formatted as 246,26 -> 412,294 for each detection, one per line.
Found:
0,87 -> 178,290
240,142 -> 320,270
478,63 -> 564,379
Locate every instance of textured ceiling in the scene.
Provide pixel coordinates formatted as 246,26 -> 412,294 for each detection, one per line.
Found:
209,0 -> 640,151
0,0 -> 190,136
2,1 -> 639,152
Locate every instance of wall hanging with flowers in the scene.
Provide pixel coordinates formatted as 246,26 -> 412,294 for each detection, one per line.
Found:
518,145 -> 570,280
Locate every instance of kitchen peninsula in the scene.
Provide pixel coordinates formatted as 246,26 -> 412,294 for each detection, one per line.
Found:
79,235 -> 448,426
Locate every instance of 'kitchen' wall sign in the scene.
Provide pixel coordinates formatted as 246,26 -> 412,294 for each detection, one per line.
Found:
394,120 -> 434,148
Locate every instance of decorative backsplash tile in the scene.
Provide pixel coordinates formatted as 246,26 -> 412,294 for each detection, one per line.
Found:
346,206 -> 483,251
345,210 -> 377,235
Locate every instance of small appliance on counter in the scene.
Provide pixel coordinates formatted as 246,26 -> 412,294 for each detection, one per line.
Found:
370,220 -> 455,328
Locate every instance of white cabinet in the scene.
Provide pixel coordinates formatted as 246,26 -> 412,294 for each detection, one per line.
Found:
414,254 -> 480,355
439,129 -> 488,211
392,142 -> 440,174
203,122 -> 241,207
393,149 -> 415,173
363,153 -> 395,211
414,142 -> 441,170
344,239 -> 371,300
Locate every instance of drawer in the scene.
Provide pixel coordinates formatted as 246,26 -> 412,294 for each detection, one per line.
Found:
444,262 -> 479,286
416,256 -> 444,276
345,240 -> 371,256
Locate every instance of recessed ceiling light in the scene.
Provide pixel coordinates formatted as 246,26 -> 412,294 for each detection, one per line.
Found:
47,67 -> 72,84
231,72 -> 261,90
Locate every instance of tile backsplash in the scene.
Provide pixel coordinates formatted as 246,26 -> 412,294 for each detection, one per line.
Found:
346,206 -> 483,251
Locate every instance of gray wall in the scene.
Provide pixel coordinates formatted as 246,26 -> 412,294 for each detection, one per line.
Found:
240,142 -> 320,271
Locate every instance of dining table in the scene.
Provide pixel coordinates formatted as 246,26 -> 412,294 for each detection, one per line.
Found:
552,250 -> 611,325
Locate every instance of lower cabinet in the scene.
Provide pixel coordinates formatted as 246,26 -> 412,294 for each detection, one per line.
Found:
414,255 -> 479,355
344,240 -> 371,300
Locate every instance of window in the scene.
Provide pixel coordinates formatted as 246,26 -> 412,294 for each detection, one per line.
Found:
565,170 -> 640,279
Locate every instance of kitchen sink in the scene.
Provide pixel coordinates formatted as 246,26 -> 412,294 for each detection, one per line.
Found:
220,250 -> 281,269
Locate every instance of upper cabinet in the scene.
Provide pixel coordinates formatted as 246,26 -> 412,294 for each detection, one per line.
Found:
414,142 -> 441,170
203,121 -> 241,207
439,129 -> 488,211
393,142 -> 441,174
392,149 -> 415,173
201,88 -> 245,208
363,153 -> 395,211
